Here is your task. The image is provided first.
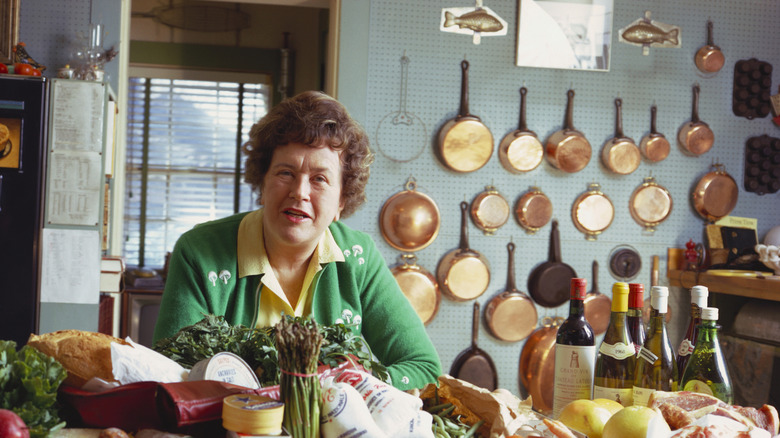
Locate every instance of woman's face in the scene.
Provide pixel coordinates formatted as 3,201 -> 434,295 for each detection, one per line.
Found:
261,142 -> 345,256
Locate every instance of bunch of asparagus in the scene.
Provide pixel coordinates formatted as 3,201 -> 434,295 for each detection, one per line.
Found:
275,316 -> 324,438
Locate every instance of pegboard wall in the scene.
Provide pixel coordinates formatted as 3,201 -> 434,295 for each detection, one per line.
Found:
338,0 -> 780,397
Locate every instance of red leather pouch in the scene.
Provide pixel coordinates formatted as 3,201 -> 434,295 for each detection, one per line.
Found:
58,381 -> 163,430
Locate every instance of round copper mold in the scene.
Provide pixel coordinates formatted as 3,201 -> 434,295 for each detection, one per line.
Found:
572,183 -> 614,240
629,176 -> 673,232
470,185 -> 510,236
379,177 -> 441,252
391,254 -> 440,325
515,187 -> 553,234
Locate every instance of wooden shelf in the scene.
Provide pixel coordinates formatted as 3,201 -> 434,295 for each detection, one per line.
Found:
667,248 -> 780,302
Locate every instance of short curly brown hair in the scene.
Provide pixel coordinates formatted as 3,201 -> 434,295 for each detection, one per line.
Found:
242,91 -> 374,218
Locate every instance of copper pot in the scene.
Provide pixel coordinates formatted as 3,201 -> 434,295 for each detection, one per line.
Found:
545,89 -> 591,173
499,87 -> 543,173
379,177 -> 441,252
694,20 -> 725,74
470,185 -> 510,236
692,163 -> 738,223
515,187 -> 553,234
391,254 -> 440,325
484,242 -> 538,342
629,176 -> 673,232
437,202 -> 491,301
601,98 -> 641,175
436,60 -> 494,173
518,316 -> 564,415
572,183 -> 614,240
639,104 -> 670,162
678,84 -> 714,156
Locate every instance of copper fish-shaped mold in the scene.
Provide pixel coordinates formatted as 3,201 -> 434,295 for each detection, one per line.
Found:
444,9 -> 504,33
621,21 -> 679,46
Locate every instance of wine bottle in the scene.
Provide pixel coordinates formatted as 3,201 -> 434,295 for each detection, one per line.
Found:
593,282 -> 636,407
679,306 -> 733,404
676,285 -> 709,378
553,278 -> 596,418
632,286 -> 678,406
627,283 -> 645,354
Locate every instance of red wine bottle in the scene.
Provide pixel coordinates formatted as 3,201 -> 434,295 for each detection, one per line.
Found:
627,283 -> 646,354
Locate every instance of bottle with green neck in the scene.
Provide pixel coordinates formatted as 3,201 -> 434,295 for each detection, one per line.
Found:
680,306 -> 733,404
632,286 -> 678,406
593,282 -> 636,407
677,285 -> 708,378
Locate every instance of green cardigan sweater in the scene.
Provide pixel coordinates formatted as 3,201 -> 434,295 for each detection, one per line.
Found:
153,211 -> 442,390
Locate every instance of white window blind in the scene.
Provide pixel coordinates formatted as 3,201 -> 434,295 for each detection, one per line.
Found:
124,73 -> 270,267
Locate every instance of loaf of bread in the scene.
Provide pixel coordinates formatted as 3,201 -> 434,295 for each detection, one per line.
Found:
27,330 -> 130,387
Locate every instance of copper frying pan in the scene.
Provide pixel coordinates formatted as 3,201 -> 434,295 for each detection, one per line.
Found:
639,105 -> 670,162
437,202 -> 491,301
678,84 -> 714,156
499,86 -> 543,173
518,316 -> 563,415
527,220 -> 577,307
601,98 -> 641,175
391,254 -> 440,325
436,60 -> 494,173
583,260 -> 611,335
484,242 -> 538,342
692,163 -> 738,223
695,20 -> 725,74
450,301 -> 498,391
545,89 -> 591,173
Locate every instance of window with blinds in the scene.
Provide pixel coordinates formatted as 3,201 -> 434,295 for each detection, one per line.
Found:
124,72 -> 270,267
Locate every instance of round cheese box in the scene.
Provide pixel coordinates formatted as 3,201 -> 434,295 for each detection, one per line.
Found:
223,394 -> 285,436
189,352 -> 261,389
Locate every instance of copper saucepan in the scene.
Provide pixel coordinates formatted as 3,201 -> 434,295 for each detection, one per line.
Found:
379,177 -> 441,252
602,98 -> 641,175
583,260 -> 611,335
484,242 -> 538,342
678,84 -> 714,156
499,86 -> 543,173
436,60 -> 494,173
545,89 -> 591,173
695,20 -> 725,74
391,254 -> 440,325
518,316 -> 564,415
437,201 -> 491,301
515,186 -> 553,235
691,163 -> 738,223
639,104 -> 670,162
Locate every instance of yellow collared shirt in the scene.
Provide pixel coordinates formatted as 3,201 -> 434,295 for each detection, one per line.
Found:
236,209 -> 345,328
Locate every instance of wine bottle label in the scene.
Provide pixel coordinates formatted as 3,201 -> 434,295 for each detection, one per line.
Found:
593,385 -> 633,407
683,379 -> 714,396
632,386 -> 655,407
598,341 -> 635,360
552,344 -> 596,418
637,346 -> 659,364
678,339 -> 694,357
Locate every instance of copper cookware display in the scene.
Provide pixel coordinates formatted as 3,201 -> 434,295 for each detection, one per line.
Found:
390,254 -> 440,325
436,60 -> 494,173
527,220 -> 577,308
571,183 -> 614,240
470,185 -> 510,236
545,89 -> 592,173
629,176 -> 673,232
499,86 -> 543,173
484,242 -> 538,342
437,201 -> 491,301
694,20 -> 725,75
450,301 -> 498,391
692,163 -> 738,223
639,105 -> 670,162
379,177 -> 441,252
518,316 -> 564,415
678,84 -> 715,156
515,186 -> 553,234
583,260 -> 611,335
601,98 -> 641,175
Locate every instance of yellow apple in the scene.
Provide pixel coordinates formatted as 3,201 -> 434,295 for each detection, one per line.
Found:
602,405 -> 672,438
593,398 -> 623,415
557,399 -> 613,438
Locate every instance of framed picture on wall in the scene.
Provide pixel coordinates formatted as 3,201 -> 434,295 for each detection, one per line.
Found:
1,0 -> 20,63
516,0 -> 613,71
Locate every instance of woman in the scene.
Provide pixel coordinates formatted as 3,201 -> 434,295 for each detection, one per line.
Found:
153,91 -> 441,389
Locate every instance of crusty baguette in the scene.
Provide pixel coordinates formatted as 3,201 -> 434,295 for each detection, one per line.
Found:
27,330 -> 130,387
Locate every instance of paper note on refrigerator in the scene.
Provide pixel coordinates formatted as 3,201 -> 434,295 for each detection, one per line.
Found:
40,228 -> 100,304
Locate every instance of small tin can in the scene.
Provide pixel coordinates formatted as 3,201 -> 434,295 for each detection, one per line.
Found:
189,352 -> 261,389
223,394 -> 285,436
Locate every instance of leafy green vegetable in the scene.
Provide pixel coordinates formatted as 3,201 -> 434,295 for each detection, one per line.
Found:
0,340 -> 67,438
153,314 -> 389,386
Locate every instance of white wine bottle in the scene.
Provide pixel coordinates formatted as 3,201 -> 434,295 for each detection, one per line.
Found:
553,278 -> 596,418
632,286 -> 678,406
677,285 -> 708,378
593,282 -> 636,407
680,306 -> 733,404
